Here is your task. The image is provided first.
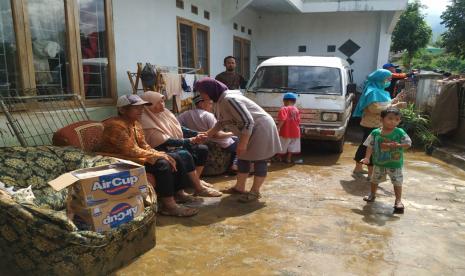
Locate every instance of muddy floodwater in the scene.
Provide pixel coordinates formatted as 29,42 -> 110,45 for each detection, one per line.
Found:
117,140 -> 465,275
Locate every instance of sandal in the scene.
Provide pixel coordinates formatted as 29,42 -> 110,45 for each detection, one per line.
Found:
238,191 -> 261,203
200,180 -> 214,188
159,205 -> 199,217
394,201 -> 405,214
363,193 -> 376,202
175,194 -> 204,204
352,171 -> 366,179
221,187 -> 246,194
194,187 -> 222,197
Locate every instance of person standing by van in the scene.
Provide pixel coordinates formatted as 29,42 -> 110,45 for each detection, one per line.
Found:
352,69 -> 407,180
277,92 -> 301,164
215,56 -> 247,90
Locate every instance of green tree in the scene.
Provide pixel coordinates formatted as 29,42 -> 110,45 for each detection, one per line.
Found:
391,0 -> 432,69
440,0 -> 465,59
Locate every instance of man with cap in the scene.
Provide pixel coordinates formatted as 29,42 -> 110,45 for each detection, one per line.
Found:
383,63 -> 408,98
215,56 -> 247,90
177,95 -> 238,170
99,94 -> 200,217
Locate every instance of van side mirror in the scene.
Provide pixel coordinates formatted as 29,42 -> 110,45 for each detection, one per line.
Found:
347,83 -> 356,94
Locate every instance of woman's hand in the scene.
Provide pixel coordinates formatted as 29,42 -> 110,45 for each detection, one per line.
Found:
360,158 -> 370,165
236,140 -> 248,156
393,101 -> 407,109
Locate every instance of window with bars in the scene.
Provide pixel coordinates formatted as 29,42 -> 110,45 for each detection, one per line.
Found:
233,37 -> 251,79
0,0 -> 116,103
177,18 -> 209,75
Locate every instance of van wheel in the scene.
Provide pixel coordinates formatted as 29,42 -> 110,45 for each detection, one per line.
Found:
332,136 -> 345,153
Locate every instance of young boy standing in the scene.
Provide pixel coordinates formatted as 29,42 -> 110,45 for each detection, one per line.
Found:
277,92 -> 301,163
361,108 -> 411,213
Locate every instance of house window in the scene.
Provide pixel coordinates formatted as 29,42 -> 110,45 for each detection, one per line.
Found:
191,5 -> 198,15
298,45 -> 307,53
27,0 -> 71,95
204,10 -> 210,20
241,26 -> 245,33
177,18 -> 209,75
0,0 -> 20,95
248,29 -> 252,35
327,45 -> 336,52
1,0 -> 116,104
233,23 -> 238,30
79,0 -> 112,99
233,37 -> 251,79
176,0 -> 184,9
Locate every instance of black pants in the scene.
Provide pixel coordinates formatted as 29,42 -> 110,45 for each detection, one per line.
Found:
144,153 -> 191,198
156,143 -> 209,170
354,126 -> 375,166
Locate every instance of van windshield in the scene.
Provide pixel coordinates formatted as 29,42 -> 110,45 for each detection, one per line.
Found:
248,66 -> 342,95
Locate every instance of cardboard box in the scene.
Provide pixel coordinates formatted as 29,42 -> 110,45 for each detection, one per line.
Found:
49,160 -> 148,206
69,195 -> 145,233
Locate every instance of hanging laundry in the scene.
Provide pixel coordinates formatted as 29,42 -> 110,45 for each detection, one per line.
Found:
161,73 -> 183,100
181,75 -> 192,92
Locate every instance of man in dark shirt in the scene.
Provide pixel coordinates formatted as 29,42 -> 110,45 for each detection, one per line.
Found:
215,56 -> 247,90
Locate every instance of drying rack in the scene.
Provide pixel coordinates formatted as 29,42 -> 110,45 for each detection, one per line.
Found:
127,62 -> 201,94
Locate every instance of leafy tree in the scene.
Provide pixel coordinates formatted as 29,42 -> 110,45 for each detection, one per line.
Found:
440,0 -> 465,58
391,0 -> 432,68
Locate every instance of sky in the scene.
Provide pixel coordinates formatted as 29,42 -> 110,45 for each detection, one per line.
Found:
421,0 -> 449,16
420,0 -> 450,40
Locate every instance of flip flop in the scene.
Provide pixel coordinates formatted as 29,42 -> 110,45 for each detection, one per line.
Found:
194,187 -> 223,197
175,194 -> 204,204
394,202 -> 405,214
158,205 -> 199,217
221,187 -> 246,194
363,194 -> 376,202
238,191 -> 261,203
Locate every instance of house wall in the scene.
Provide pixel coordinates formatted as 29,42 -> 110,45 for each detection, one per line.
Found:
112,0 -> 258,96
253,11 -> 384,86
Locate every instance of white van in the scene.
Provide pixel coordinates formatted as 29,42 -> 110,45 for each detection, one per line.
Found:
245,56 -> 356,153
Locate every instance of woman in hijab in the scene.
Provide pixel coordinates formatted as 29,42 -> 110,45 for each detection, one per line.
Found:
194,78 -> 282,203
140,91 -> 222,197
99,94 -> 198,217
352,69 -> 407,179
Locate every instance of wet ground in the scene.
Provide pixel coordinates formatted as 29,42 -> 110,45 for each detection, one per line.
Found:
117,132 -> 465,276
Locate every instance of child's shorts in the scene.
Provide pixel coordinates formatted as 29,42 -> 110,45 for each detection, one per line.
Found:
279,137 -> 301,154
372,166 -> 403,186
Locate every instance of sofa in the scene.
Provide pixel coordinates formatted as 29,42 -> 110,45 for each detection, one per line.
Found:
0,146 -> 156,276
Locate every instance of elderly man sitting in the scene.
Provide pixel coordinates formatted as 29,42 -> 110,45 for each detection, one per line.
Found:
178,95 -> 238,171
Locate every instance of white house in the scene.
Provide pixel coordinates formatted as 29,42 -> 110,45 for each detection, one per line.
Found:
0,0 -> 407,121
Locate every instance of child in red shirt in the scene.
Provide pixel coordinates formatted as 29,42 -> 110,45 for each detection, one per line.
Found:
277,92 -> 301,163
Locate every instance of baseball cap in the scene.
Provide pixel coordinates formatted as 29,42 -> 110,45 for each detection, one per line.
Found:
193,95 -> 204,105
283,92 -> 297,100
382,63 -> 399,69
116,94 -> 151,107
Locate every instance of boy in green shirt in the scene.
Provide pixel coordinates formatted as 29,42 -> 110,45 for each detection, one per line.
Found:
361,108 -> 412,213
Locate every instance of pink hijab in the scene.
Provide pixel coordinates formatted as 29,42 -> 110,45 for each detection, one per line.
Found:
140,91 -> 183,147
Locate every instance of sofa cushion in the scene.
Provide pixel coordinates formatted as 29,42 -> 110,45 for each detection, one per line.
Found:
0,146 -> 116,210
53,121 -> 104,152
